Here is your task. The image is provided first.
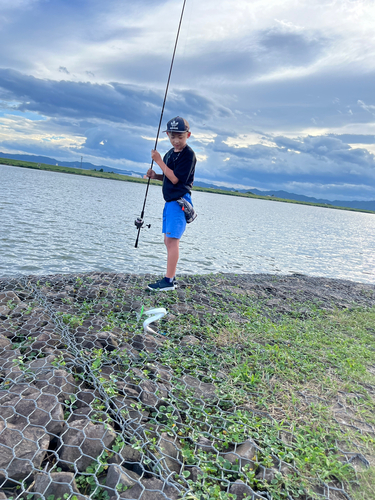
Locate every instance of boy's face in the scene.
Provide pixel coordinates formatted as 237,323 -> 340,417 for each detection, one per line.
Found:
167,131 -> 191,152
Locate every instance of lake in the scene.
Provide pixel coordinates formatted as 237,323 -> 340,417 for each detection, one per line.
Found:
1,164 -> 374,283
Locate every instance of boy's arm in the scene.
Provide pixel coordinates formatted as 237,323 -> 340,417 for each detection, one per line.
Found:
151,149 -> 179,185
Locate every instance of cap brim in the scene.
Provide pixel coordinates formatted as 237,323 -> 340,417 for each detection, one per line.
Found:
164,130 -> 188,133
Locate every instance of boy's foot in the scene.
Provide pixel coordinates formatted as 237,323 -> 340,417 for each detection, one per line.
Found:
147,278 -> 176,292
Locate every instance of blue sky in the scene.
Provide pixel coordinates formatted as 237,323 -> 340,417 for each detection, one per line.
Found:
0,0 -> 374,200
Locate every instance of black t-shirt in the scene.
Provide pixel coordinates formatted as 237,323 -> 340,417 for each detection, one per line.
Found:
162,144 -> 196,202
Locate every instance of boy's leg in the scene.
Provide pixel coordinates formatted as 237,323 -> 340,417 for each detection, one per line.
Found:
147,200 -> 185,292
165,235 -> 180,279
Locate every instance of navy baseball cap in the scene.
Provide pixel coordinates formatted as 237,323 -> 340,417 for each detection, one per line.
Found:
163,116 -> 190,133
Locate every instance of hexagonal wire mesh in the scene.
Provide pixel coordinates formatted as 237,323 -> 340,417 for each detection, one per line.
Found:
1,272 -> 374,500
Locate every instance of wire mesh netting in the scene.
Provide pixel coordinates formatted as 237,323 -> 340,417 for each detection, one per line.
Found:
0,272 -> 374,500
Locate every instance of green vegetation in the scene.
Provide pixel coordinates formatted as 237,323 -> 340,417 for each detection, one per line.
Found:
40,274 -> 375,499
0,157 -> 159,185
152,299 -> 375,499
2,156 -> 374,214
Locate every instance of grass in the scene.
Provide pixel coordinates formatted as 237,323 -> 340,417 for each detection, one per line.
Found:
2,156 -> 374,214
140,282 -> 375,498
348,467 -> 375,500
0,157 -> 160,186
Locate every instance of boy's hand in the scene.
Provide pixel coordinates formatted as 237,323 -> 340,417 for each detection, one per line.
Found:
151,149 -> 162,164
144,168 -> 156,179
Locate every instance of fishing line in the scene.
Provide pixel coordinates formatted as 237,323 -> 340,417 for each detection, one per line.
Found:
134,0 -> 187,248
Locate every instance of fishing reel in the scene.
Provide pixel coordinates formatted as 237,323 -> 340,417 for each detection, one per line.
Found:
134,218 -> 151,230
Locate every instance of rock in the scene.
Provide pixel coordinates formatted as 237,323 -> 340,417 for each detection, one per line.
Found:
266,299 -> 280,307
116,477 -> 181,500
105,464 -> 140,492
112,397 -> 149,426
280,462 -> 296,476
66,406 -> 108,424
23,355 -> 57,372
94,331 -> 119,351
75,389 -> 102,408
0,291 -> 21,307
196,436 -> 217,454
76,288 -> 100,301
0,305 -> 11,316
0,337 -> 20,371
139,380 -> 168,407
120,445 -> 142,464
0,324 -> 17,340
181,374 -> 217,401
9,302 -> 30,317
78,334 -> 103,350
181,335 -> 200,345
59,419 -> 116,471
116,379 -> 141,399
224,440 -> 258,470
108,444 -> 142,466
171,303 -> 196,315
131,333 -> 165,353
229,480 -> 263,499
0,422 -> 50,481
117,342 -> 141,360
0,335 -> 11,350
21,313 -> 52,333
256,467 -> 278,483
184,465 -> 204,482
0,385 -> 65,436
146,363 -> 173,384
28,332 -> 63,353
157,432 -> 182,474
34,368 -> 78,402
182,375 -> 216,396
32,471 -> 85,498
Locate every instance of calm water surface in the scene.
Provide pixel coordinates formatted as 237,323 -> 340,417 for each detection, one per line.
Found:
1,164 -> 374,283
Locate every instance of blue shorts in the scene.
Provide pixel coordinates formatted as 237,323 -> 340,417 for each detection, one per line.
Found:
162,193 -> 193,239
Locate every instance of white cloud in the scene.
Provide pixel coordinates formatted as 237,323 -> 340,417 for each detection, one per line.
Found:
192,132 -> 217,145
196,154 -> 208,162
358,99 -> 375,115
349,143 -> 375,156
0,114 -> 85,151
223,133 -> 276,149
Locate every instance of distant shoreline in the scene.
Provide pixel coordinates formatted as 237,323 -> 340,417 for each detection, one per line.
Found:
2,157 -> 374,214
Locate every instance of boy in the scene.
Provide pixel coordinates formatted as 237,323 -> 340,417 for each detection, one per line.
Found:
145,116 -> 196,291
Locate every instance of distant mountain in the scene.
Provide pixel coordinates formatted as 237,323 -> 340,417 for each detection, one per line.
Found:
2,152 -> 374,212
0,152 -> 143,178
247,189 -> 375,212
194,181 -> 375,212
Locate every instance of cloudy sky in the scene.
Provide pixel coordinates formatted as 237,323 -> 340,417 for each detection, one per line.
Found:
1,0 -> 374,200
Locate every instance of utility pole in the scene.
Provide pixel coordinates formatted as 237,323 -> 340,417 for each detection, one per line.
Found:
80,156 -> 83,168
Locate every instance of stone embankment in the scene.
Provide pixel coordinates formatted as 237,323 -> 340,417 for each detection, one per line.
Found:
0,272 -> 374,499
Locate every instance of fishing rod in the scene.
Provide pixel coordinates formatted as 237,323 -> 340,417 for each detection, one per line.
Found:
134,0 -> 187,248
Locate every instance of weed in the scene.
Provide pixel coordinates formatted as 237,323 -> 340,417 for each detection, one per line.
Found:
75,451 -> 111,499
59,313 -> 83,328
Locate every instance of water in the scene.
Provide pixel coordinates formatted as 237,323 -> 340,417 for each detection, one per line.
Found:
1,164 -> 374,283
